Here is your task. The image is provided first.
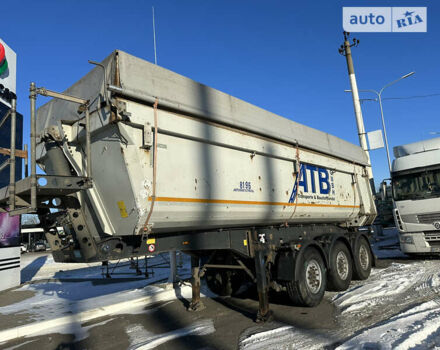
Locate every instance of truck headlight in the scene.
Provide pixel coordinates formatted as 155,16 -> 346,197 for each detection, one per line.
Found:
400,236 -> 414,244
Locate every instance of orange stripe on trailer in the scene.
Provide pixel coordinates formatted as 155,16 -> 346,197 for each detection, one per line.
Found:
148,196 -> 360,209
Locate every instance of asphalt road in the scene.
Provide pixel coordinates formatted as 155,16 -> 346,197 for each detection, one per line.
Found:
2,289 -> 337,350
2,251 -> 440,350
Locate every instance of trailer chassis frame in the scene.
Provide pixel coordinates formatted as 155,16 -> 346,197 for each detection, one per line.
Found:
143,223 -> 353,322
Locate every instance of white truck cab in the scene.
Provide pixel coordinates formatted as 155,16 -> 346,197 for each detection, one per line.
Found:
391,137 -> 440,254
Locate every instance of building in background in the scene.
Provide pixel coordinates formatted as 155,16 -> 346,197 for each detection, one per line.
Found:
0,38 -> 22,292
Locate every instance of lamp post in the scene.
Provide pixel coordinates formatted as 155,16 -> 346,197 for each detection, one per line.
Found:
345,71 -> 415,173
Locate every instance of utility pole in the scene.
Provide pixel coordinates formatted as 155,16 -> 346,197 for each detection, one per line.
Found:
339,31 -> 375,192
152,6 -> 158,65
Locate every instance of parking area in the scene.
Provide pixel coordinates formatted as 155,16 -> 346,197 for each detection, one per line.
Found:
2,232 -> 440,350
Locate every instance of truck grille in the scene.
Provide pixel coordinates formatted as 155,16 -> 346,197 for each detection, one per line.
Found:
418,212 -> 440,224
424,231 -> 440,241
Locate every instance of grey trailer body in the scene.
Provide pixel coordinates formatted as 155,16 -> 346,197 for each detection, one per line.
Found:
0,50 -> 376,318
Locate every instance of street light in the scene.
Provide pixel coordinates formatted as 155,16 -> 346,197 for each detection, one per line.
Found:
345,71 -> 415,173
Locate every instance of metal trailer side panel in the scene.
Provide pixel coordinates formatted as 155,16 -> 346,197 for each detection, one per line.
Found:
116,51 -> 368,165
36,50 -> 368,167
56,98 -> 375,236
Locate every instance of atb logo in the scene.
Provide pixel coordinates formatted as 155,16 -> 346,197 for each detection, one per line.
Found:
343,7 -> 427,33
289,164 -> 335,203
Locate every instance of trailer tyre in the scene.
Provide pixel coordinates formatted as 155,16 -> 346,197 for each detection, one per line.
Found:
327,241 -> 352,291
287,247 -> 326,307
352,236 -> 372,280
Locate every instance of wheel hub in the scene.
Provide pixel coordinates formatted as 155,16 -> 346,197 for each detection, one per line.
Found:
359,245 -> 369,270
306,259 -> 322,294
336,251 -> 349,280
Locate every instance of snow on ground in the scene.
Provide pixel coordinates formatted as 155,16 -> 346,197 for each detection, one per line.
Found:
6,252 -> 192,321
238,323 -> 331,350
332,262 -> 432,314
330,260 -> 440,348
238,260 -> 440,350
0,251 -> 219,346
126,319 -> 215,350
6,229 -> 440,349
337,300 -> 440,349
238,229 -> 440,350
330,228 -> 440,349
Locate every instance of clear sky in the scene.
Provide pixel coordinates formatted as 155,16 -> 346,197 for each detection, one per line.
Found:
1,0 -> 438,186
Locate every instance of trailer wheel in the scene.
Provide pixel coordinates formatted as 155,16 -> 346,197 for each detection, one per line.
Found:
327,241 -> 352,291
352,236 -> 372,280
286,247 -> 326,307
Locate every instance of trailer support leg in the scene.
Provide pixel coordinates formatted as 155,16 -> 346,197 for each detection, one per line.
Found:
144,255 -> 149,278
254,246 -> 272,323
188,256 -> 205,312
102,260 -> 111,279
135,257 -> 142,275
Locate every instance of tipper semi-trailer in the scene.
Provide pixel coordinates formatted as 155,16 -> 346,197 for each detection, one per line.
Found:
0,50 -> 376,321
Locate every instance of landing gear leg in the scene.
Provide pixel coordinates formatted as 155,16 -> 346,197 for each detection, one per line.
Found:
102,260 -> 111,279
188,255 -> 205,312
253,234 -> 272,323
144,255 -> 149,278
135,256 -> 142,275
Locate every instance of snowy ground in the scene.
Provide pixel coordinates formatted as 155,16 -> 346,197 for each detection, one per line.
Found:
238,228 -> 440,350
2,229 -> 440,349
0,252 -> 212,348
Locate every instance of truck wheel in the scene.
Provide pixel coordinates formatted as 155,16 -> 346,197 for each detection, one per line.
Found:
352,236 -> 372,280
286,247 -> 326,307
327,241 -> 352,291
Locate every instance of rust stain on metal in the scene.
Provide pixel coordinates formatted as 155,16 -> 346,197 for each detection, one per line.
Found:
0,147 -> 28,159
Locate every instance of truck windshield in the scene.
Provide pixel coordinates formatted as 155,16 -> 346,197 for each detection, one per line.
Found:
393,168 -> 440,201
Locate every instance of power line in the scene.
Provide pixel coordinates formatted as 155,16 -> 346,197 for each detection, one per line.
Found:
383,93 -> 440,101
358,93 -> 440,103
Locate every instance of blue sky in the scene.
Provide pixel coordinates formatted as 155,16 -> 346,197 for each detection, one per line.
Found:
1,0 -> 438,186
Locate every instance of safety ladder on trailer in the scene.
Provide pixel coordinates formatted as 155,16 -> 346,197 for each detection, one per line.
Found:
0,83 -> 94,216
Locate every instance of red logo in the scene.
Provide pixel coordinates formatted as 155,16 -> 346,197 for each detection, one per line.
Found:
0,42 -> 7,76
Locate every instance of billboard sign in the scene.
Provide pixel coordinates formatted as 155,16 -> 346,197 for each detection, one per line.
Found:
0,39 -> 16,107
0,210 -> 20,247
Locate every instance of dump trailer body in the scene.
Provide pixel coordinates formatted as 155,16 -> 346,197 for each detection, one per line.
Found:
0,50 -> 377,315
34,51 -> 375,243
